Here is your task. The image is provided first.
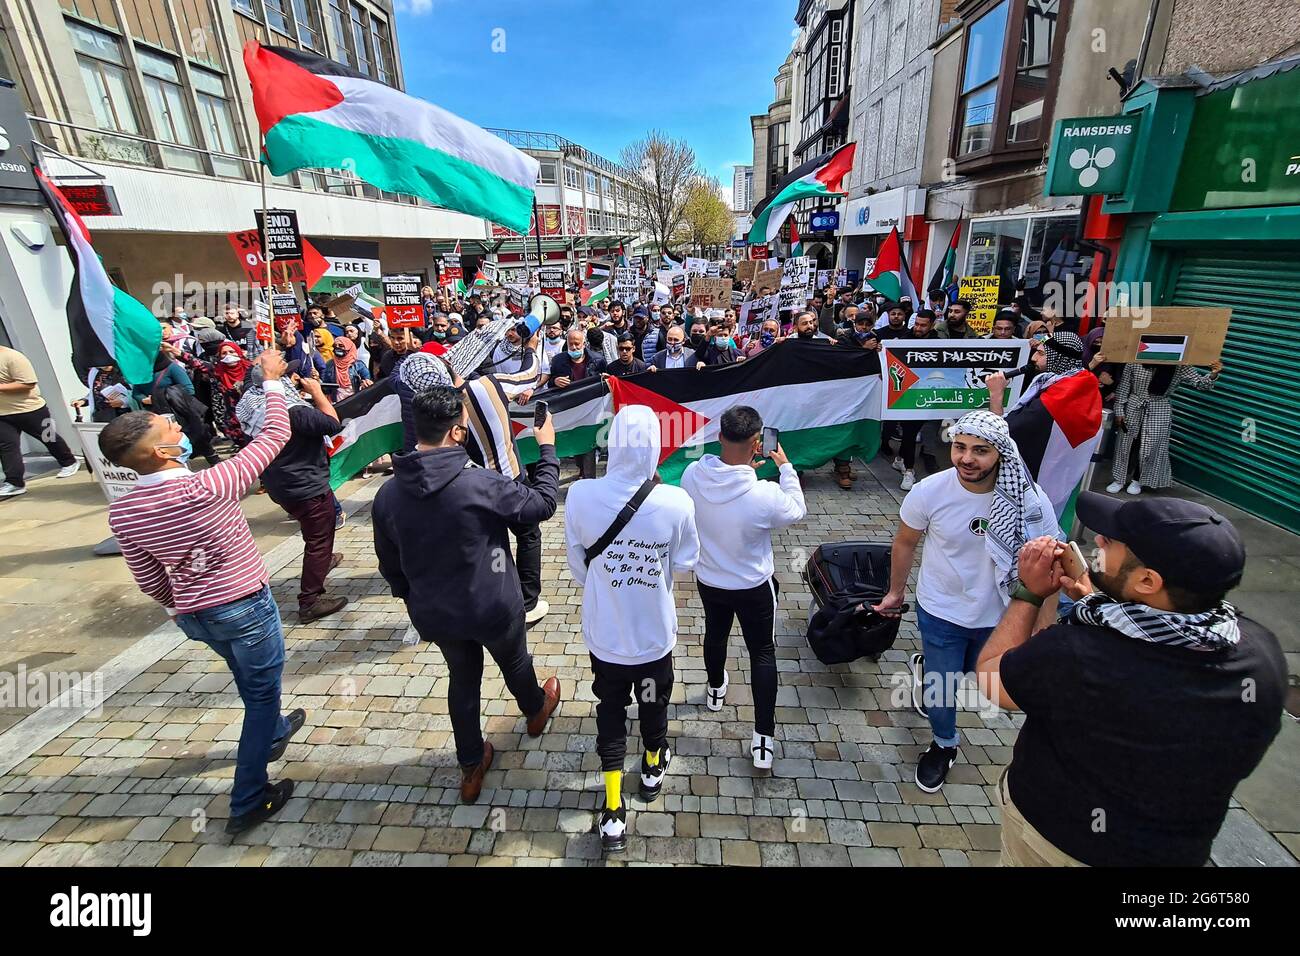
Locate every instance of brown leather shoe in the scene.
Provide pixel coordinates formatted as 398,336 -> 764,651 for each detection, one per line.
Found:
526,676 -> 562,737
299,594 -> 348,623
328,552 -> 344,572
835,464 -> 854,490
459,740 -> 494,804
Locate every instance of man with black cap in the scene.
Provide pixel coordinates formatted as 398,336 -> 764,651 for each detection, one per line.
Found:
976,494 -> 1285,867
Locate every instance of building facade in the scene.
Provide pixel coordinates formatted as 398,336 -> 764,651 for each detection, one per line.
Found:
732,164 -> 753,213
750,51 -> 794,227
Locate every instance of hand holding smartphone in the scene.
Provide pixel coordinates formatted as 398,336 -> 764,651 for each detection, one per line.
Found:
1058,541 -> 1088,582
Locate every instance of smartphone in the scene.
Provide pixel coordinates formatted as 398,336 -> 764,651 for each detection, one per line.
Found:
533,401 -> 549,429
1059,541 -> 1088,581
762,426 -> 779,457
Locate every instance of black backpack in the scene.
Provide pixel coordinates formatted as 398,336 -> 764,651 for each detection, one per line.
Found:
802,541 -> 900,665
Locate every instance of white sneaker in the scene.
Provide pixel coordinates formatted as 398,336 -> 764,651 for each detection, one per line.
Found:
900,470 -> 915,491
524,599 -> 549,625
56,462 -> 80,479
705,671 -> 728,711
891,456 -> 905,473
909,652 -> 928,719
1105,481 -> 1124,494
0,482 -> 26,498
1126,480 -> 1142,495
751,732 -> 775,770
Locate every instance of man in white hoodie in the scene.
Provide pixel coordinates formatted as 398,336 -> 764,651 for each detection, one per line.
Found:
564,405 -> 699,853
681,406 -> 806,769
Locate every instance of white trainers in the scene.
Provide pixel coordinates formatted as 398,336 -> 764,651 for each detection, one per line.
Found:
56,462 -> 80,479
909,652 -> 928,719
891,456 -> 905,473
524,599 -> 549,625
751,732 -> 775,770
705,671 -> 728,711
1126,480 -> 1142,495
1105,481 -> 1124,494
0,482 -> 25,498
900,470 -> 915,491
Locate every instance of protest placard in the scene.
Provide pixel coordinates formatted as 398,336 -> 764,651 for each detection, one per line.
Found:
740,294 -> 779,335
817,270 -> 832,290
480,261 -> 499,286
439,253 -> 463,289
671,273 -> 688,300
383,274 -> 423,329
752,267 -> 783,294
958,275 -> 1000,335
688,277 -> 732,311
255,208 -> 302,262
538,267 -> 566,301
782,256 -> 813,290
685,257 -> 709,276
736,260 -> 759,283
271,293 -> 302,333
1099,307 -> 1230,365
706,261 -> 721,278
880,339 -> 1030,420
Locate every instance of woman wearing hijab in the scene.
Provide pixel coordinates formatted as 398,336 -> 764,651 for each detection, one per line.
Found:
1107,358 -> 1222,495
344,324 -> 370,369
320,336 -> 371,401
312,326 -> 335,363
177,339 -> 254,444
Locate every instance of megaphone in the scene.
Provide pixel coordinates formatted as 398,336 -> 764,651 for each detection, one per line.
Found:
527,293 -> 562,327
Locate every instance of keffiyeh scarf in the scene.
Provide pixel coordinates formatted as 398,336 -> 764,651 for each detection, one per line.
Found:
1069,592 -> 1241,651
398,352 -> 454,392
952,410 -> 1058,599
1008,332 -> 1088,412
235,376 -> 311,439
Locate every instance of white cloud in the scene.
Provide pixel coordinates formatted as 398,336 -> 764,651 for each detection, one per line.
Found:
395,0 -> 434,14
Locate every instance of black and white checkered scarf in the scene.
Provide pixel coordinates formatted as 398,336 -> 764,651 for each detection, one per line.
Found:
1068,593 -> 1241,651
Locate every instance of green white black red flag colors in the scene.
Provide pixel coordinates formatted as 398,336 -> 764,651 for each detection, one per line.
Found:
325,377 -> 401,489
927,222 -> 962,305
510,340 -> 882,483
864,227 -> 920,305
748,143 -> 855,246
1006,368 -> 1103,524
35,168 -> 161,385
244,42 -> 539,235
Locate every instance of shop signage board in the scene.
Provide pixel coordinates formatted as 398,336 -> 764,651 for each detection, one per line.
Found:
1046,115 -> 1143,196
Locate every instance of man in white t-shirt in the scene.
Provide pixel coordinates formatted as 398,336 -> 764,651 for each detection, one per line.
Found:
875,411 -> 1060,793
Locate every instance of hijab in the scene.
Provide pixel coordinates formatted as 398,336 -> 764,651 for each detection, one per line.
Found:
214,342 -> 252,391
314,327 -> 335,362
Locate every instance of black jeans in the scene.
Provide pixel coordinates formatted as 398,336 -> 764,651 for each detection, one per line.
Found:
880,421 -> 923,468
511,522 -> 542,612
0,404 -> 76,487
427,615 -> 546,767
698,578 -> 779,736
590,651 -> 674,772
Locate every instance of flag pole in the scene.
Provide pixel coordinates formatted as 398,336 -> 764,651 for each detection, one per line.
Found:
532,196 -> 544,285
259,137 -> 274,303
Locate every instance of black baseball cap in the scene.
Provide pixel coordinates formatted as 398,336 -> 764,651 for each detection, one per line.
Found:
1076,492 -> 1246,591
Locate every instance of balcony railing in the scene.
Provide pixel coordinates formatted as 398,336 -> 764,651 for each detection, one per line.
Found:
484,127 -> 636,181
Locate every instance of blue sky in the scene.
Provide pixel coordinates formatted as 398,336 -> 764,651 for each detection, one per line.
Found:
392,0 -> 796,188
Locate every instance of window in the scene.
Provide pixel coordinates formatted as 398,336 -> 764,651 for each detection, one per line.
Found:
587,209 -> 600,232
957,1 -> 1009,155
232,0 -> 261,15
767,121 -> 788,195
192,68 -> 246,179
563,164 -> 579,188
585,170 -> 598,193
69,21 -> 149,165
291,0 -> 325,52
601,176 -> 613,197
538,160 -> 558,185
954,0 -> 1066,162
327,0 -> 352,66
775,72 -> 789,101
350,3 -> 372,76
369,14 -> 393,84
965,214 -> 1090,305
828,19 -> 843,96
137,48 -> 203,172
264,0 -> 293,36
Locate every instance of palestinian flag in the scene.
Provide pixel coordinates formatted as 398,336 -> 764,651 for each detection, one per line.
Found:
580,276 -> 609,306
326,377 -> 402,489
1137,334 -> 1188,364
511,340 -> 882,483
244,42 -> 539,235
663,252 -> 683,270
472,268 -> 490,287
748,143 -> 855,245
790,219 -> 804,258
864,227 -> 920,305
1006,369 -> 1103,524
587,259 -> 612,280
35,168 -> 160,385
927,222 -> 962,305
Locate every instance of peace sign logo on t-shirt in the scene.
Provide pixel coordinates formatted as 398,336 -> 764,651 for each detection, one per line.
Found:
969,516 -> 990,537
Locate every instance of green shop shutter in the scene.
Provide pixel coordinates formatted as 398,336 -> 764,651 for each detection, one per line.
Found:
1162,245 -> 1300,533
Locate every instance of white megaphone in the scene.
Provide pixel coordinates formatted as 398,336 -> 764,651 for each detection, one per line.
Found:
527,293 -> 562,327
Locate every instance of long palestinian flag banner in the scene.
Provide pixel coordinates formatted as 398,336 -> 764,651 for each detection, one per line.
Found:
326,377 -> 401,489
511,340 -> 882,483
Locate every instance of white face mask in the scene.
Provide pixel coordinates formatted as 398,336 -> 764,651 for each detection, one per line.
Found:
219,354 -> 240,365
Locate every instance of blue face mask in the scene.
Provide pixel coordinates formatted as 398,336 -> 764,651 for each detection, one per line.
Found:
854,329 -> 875,344
159,433 -> 192,464
760,331 -> 775,347
714,336 -> 730,348
567,348 -> 584,360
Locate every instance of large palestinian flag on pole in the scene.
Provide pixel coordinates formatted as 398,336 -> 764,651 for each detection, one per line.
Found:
244,43 -> 539,235
864,227 -> 920,305
510,340 -> 882,483
748,143 -> 855,246
35,168 -> 161,385
1006,369 -> 1103,526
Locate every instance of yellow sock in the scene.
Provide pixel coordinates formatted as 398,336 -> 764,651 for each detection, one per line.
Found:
645,748 -> 660,767
604,770 -> 622,811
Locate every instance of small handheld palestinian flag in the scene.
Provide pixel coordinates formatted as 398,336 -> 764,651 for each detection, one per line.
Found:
244,42 -> 539,235
748,143 -> 855,245
790,219 -> 804,258
35,168 -> 161,385
864,227 -> 919,305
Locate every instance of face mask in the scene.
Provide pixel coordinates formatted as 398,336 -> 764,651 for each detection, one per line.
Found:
546,333 -> 563,343
690,333 -> 706,348
668,343 -> 683,355
567,348 -> 584,360
158,433 -> 192,464
432,331 -> 447,341
760,331 -> 775,347
713,336 -> 729,348
219,354 -> 240,365
854,330 -> 874,344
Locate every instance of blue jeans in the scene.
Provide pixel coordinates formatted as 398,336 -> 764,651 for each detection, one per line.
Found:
175,585 -> 291,816
915,603 -> 994,749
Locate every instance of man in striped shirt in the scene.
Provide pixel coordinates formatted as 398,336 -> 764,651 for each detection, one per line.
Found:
99,348 -> 305,835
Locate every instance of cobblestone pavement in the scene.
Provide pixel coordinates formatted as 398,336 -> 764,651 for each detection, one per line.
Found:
0,459 -> 1293,868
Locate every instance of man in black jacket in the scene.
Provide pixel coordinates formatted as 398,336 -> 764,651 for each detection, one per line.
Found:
373,386 -> 563,803
606,334 -> 648,378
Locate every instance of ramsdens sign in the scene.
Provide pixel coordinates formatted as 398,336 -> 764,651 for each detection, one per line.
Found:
1046,115 -> 1143,196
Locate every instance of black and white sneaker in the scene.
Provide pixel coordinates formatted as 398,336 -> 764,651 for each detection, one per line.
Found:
598,806 -> 627,853
915,742 -> 960,793
909,652 -> 927,719
705,672 -> 728,712
751,732 -> 775,770
639,747 -> 671,801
